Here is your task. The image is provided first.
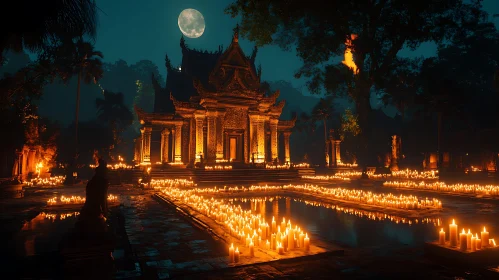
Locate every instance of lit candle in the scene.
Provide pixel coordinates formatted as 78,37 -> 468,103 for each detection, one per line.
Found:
459,229 -> 467,251
246,234 -> 251,247
288,229 -> 295,250
449,219 -> 458,247
249,241 -> 254,257
439,228 -> 445,245
467,229 -> 472,249
299,232 -> 305,248
481,227 -> 489,248
265,239 -> 270,250
490,239 -> 496,247
229,243 -> 235,262
476,234 -> 482,250
277,227 -> 282,243
234,247 -> 240,263
271,233 -> 276,250
272,217 -> 277,233
281,218 -> 286,232
304,233 -> 310,251
278,242 -> 284,255
471,235 -> 476,252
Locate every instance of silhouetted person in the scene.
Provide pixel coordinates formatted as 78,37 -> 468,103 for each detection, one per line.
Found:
80,159 -> 109,219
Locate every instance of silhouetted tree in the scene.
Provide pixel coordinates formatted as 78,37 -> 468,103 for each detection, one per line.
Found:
226,0 -> 486,165
1,0 -> 98,62
95,91 -> 133,159
55,39 -> 103,154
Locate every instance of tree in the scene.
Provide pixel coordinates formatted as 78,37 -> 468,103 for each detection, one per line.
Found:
226,0 -> 485,165
55,39 -> 103,154
95,91 -> 134,159
303,98 -> 334,166
0,0 -> 98,62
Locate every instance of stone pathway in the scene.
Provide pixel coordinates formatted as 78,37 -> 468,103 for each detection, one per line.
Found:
119,193 -> 228,279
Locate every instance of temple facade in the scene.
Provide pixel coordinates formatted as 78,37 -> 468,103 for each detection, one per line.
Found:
134,28 -> 295,165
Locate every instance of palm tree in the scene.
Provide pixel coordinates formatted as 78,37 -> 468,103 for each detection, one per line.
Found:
95,91 -> 134,159
57,39 -> 103,154
1,0 -> 98,62
311,98 -> 334,166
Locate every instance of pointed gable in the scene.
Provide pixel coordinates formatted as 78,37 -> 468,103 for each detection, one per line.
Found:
208,26 -> 260,92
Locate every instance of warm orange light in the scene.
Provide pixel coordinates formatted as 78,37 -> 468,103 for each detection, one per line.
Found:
462,229 -> 466,234
342,34 -> 358,74
452,219 -> 455,225
483,227 -> 487,233
440,228 -> 444,233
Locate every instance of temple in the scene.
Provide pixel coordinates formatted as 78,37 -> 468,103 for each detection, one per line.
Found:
134,27 -> 295,165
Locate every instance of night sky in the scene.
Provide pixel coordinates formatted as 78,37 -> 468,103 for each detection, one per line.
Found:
94,0 -> 499,90
37,0 -> 499,124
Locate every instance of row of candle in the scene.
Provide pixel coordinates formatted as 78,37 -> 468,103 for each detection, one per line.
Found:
157,187 -> 312,260
383,181 -> 499,197
303,169 -> 438,181
25,176 -> 65,187
149,178 -> 196,189
47,194 -> 117,205
205,165 -> 233,170
41,212 -> 80,221
439,219 -> 497,251
89,163 -> 134,170
187,184 -> 443,210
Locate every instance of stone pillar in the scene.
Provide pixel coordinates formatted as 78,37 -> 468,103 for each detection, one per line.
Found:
216,111 -> 225,161
174,123 -> 182,163
257,118 -> 265,162
206,111 -> 217,162
195,114 -> 205,162
141,126 -> 152,163
28,149 -> 37,173
390,135 -> 399,171
270,119 -> 278,161
161,129 -> 170,163
133,136 -> 141,163
249,114 -> 258,162
329,131 -> 335,168
283,131 -> 291,164
334,140 -> 341,165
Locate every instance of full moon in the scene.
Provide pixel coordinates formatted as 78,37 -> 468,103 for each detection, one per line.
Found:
178,9 -> 205,38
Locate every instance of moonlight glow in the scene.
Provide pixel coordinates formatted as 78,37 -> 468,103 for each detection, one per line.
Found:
178,9 -> 205,38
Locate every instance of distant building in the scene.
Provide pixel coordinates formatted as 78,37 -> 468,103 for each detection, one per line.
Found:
134,27 -> 295,165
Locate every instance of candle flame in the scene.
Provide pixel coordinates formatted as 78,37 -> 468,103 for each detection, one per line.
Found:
468,229 -> 471,234
462,229 -> 466,234
440,228 -> 444,233
306,233 -> 308,238
236,247 -> 239,253
230,243 -> 234,249
484,227 -> 487,232
452,219 -> 455,225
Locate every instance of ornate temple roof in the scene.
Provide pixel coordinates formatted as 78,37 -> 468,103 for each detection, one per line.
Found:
154,26 -> 261,113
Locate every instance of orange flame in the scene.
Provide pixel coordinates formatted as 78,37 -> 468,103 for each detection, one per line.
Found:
342,34 -> 358,74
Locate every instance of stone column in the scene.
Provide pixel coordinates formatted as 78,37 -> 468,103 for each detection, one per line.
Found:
174,123 -> 182,163
133,136 -> 141,163
28,149 -> 37,173
334,140 -> 341,165
206,111 -> 217,162
390,135 -> 399,171
283,131 -> 291,164
329,131 -> 335,168
195,114 -> 205,162
249,114 -> 258,162
216,111 -> 225,161
141,126 -> 152,163
161,129 -> 170,163
256,118 -> 265,162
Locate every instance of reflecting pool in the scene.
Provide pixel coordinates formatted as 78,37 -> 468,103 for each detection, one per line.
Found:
229,196 -> 441,248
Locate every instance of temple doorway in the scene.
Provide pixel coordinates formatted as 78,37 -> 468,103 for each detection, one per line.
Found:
225,130 -> 244,162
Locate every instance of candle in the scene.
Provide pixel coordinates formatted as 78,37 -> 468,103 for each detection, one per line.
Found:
459,229 -> 467,251
490,239 -> 496,247
265,240 -> 270,250
439,228 -> 445,245
281,218 -> 286,232
234,247 -> 240,263
476,234 -> 482,250
272,217 -> 276,233
249,241 -> 254,257
278,242 -> 284,255
471,236 -> 476,252
481,227 -> 489,248
304,233 -> 310,251
271,234 -> 276,250
449,219 -> 458,247
467,229 -> 472,249
277,227 -> 282,243
229,243 -> 235,262
288,229 -> 295,250
283,233 -> 288,251
299,232 -> 305,248
246,234 -> 251,247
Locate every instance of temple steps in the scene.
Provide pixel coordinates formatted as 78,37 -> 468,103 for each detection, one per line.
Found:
107,168 -> 308,186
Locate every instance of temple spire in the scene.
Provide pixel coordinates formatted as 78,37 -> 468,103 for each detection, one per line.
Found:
233,24 -> 239,43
